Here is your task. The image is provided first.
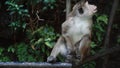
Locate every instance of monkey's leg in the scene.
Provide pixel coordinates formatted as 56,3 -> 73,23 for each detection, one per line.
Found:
47,37 -> 68,63
64,36 -> 75,54
62,36 -> 76,63
77,36 -> 91,63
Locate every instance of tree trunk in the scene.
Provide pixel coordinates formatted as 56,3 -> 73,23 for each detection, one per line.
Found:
66,0 -> 71,19
102,0 -> 119,68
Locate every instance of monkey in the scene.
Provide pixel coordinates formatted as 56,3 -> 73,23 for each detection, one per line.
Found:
47,0 -> 97,63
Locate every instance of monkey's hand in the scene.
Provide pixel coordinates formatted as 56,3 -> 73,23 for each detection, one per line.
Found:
65,55 -> 73,63
47,56 -> 56,63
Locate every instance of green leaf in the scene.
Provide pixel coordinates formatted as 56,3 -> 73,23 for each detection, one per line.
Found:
1,56 -> 11,62
10,11 -> 15,15
18,11 -> 22,15
46,50 -> 50,56
43,7 -> 47,10
45,38 -> 51,41
0,47 -> 4,55
117,36 -> 120,44
5,1 -> 9,5
8,46 -> 15,53
34,38 -> 43,45
42,45 -> 45,53
23,9 -> 28,13
91,42 -> 97,48
97,15 -> 108,24
44,0 -> 49,3
45,42 -> 53,48
51,0 -> 56,3
27,55 -> 36,62
22,22 -> 26,29
50,6 -> 54,9
19,5 -> 24,8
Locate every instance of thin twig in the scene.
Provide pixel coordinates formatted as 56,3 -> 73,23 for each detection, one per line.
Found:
36,10 -> 44,21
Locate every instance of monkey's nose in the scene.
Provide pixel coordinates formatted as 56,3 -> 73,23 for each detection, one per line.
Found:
93,5 -> 97,12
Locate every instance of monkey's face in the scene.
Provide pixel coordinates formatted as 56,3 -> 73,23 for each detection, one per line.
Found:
77,1 -> 97,18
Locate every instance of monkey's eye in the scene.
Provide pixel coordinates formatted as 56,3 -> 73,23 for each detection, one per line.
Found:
78,8 -> 84,14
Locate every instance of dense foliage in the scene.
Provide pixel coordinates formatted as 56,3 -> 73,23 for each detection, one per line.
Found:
0,26 -> 59,62
0,0 -> 58,62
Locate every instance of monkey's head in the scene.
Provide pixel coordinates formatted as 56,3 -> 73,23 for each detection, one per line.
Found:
72,1 -> 97,18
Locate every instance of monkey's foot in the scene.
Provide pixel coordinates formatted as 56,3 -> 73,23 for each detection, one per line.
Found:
47,56 -> 56,63
65,55 -> 73,63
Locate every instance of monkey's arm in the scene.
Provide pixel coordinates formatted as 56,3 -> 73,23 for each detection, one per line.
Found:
62,19 -> 75,54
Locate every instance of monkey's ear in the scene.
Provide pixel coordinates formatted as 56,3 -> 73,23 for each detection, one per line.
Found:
72,2 -> 80,10
72,0 -> 87,10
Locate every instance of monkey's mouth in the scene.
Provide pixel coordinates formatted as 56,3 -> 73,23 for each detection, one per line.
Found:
88,4 -> 97,13
94,8 -> 97,12
93,6 -> 97,13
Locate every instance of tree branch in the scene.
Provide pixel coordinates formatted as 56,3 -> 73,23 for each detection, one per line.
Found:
71,45 -> 120,68
71,45 -> 120,67
82,45 -> 120,64
66,0 -> 71,19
